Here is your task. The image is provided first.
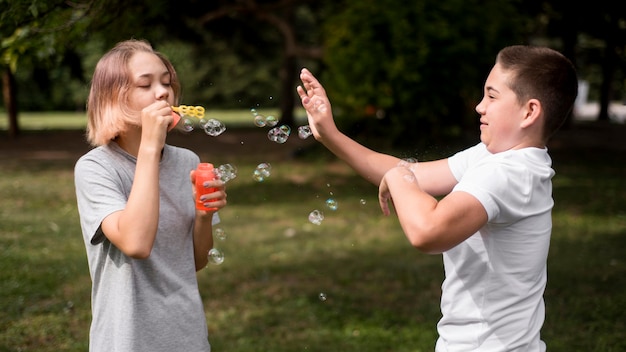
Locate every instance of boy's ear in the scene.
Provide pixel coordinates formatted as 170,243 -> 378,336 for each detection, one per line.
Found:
520,98 -> 542,129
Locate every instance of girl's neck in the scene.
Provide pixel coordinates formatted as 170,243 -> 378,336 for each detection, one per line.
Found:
114,128 -> 142,157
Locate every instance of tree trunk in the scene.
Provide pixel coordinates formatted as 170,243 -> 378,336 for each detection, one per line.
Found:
560,11 -> 578,129
598,25 -> 618,122
2,67 -> 19,138
278,54 -> 297,127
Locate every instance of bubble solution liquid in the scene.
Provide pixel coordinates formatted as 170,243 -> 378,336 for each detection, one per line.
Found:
195,163 -> 218,211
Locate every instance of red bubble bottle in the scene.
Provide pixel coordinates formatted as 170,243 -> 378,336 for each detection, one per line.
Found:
195,163 -> 218,211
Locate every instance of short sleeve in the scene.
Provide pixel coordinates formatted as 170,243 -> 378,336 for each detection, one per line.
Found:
447,143 -> 490,182
74,153 -> 129,245
451,156 -> 532,223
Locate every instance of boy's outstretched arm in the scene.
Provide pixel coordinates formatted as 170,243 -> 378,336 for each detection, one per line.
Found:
297,68 -> 458,195
297,68 -> 400,186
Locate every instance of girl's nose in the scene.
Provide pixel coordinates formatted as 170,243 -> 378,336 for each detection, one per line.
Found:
156,85 -> 170,100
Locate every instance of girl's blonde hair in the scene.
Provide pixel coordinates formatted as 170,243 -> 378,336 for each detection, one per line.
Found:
86,39 -> 181,146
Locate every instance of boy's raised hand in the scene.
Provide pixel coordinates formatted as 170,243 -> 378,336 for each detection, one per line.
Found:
296,68 -> 336,141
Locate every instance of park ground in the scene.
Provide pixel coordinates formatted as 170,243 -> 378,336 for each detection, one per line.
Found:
0,119 -> 625,351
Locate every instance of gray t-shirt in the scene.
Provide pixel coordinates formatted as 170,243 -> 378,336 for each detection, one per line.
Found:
75,142 -> 216,352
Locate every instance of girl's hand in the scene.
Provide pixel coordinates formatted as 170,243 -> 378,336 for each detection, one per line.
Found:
140,100 -> 173,151
189,170 -> 227,216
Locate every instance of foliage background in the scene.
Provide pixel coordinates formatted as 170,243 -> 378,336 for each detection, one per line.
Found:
2,0 -> 625,143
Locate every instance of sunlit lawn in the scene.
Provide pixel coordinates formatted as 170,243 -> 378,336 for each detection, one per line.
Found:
0,116 -> 624,351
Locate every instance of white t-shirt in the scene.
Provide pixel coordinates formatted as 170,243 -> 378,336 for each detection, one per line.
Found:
437,143 -> 554,351
74,142 -> 218,352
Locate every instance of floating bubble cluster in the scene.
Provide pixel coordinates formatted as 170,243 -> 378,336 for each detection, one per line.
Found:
170,105 -> 227,137
268,125 -> 291,144
208,248 -> 224,265
298,125 -> 312,139
216,163 -> 238,183
253,163 -> 271,182
203,119 -> 226,136
251,108 -> 278,128
325,198 -> 338,211
215,227 -> 227,241
308,209 -> 324,225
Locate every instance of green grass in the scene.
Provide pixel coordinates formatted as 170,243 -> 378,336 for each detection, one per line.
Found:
0,109 -> 307,130
0,127 -> 625,351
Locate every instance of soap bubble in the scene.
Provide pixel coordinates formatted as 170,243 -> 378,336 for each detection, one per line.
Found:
215,228 -> 227,241
318,292 -> 327,301
268,125 -> 291,144
182,118 -> 195,132
325,198 -> 338,211
360,199 -> 367,205
204,119 -> 226,136
308,210 -> 324,225
217,163 -> 238,183
265,115 -> 278,127
397,157 -> 419,169
298,125 -> 312,139
253,114 -> 266,127
253,162 -> 271,182
208,248 -> 224,265
403,173 -> 416,183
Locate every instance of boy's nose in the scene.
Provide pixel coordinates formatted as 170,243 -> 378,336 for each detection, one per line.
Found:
475,100 -> 486,115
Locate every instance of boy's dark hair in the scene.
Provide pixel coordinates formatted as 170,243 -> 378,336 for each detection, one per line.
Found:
496,45 -> 578,141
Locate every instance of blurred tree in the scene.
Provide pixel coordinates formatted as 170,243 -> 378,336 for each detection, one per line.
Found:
522,0 -> 626,122
173,0 -> 325,126
1,0 -> 93,137
3,0 -> 623,142
321,0 -> 527,148
572,1 -> 626,122
2,0 -> 327,130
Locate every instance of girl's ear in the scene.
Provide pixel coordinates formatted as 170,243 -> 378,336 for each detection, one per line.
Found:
520,98 -> 542,129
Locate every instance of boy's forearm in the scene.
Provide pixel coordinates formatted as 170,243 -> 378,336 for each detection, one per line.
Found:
320,130 -> 401,186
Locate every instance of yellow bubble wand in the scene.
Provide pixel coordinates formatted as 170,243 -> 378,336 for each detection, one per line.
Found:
169,105 -> 206,131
